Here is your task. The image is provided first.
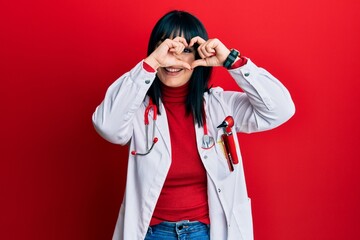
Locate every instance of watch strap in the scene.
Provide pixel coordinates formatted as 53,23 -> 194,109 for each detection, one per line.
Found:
223,49 -> 240,69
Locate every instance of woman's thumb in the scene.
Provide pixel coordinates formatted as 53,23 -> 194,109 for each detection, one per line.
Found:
175,60 -> 191,70
191,59 -> 207,69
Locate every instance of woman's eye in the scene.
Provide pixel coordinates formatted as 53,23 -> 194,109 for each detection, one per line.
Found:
183,48 -> 193,53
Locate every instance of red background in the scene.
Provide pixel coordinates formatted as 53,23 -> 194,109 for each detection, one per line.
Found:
1,0 -> 360,239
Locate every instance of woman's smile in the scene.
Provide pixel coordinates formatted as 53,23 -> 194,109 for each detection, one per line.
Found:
165,67 -> 183,73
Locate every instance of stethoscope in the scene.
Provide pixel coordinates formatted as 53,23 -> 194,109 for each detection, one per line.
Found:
131,99 -> 215,156
131,99 -> 158,156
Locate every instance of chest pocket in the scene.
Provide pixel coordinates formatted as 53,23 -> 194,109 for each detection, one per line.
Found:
199,128 -> 234,181
202,91 -> 238,181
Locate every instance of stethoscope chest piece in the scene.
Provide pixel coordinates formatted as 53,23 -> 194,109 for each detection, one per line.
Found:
202,134 -> 215,149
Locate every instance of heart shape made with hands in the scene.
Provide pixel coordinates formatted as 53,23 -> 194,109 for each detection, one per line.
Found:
188,36 -> 231,69
145,36 -> 231,71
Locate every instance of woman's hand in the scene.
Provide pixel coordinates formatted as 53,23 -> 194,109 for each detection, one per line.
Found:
189,36 -> 234,69
144,37 -> 192,71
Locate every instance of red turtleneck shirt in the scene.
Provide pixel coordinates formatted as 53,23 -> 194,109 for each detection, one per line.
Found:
150,81 -> 210,226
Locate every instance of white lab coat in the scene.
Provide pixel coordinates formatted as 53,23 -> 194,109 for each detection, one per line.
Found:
92,59 -> 295,240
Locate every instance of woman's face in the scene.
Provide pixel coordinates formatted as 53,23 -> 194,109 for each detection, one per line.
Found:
156,45 -> 196,87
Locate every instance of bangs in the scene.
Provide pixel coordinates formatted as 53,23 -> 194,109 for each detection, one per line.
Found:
148,10 -> 208,55
160,19 -> 205,44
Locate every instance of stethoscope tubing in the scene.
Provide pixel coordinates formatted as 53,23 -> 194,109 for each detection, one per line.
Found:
132,99 -> 158,156
132,97 -> 232,156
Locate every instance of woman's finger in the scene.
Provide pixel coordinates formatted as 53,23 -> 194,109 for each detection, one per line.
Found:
198,42 -> 214,58
197,45 -> 206,59
172,37 -> 187,54
205,44 -> 216,55
189,36 -> 206,47
173,36 -> 188,47
165,40 -> 181,54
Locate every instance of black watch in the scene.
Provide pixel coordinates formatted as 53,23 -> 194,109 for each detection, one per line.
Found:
223,49 -> 240,69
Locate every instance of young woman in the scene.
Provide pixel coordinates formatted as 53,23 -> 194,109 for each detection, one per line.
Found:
92,10 -> 295,240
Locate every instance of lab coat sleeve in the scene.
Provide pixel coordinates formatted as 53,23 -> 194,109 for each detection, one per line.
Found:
92,61 -> 157,145
224,59 -> 295,133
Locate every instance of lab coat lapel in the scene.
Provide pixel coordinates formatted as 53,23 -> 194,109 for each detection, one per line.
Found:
154,102 -> 172,156
194,118 -> 218,182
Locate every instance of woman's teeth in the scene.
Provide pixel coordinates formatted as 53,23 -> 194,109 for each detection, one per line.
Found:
165,68 -> 182,73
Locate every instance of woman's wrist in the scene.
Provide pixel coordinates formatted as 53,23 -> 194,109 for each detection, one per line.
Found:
144,56 -> 160,71
223,49 -> 240,69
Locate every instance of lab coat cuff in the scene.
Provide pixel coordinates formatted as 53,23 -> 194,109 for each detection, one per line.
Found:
129,60 -> 157,90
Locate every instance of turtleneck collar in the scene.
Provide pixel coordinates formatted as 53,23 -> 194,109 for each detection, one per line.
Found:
161,81 -> 190,103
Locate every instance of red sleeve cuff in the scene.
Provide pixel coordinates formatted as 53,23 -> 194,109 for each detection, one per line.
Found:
229,56 -> 248,69
143,61 -> 156,72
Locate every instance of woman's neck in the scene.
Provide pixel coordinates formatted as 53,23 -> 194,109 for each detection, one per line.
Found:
161,81 -> 190,103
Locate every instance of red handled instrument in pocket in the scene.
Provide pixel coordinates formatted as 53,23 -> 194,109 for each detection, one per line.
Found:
218,116 -> 239,171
